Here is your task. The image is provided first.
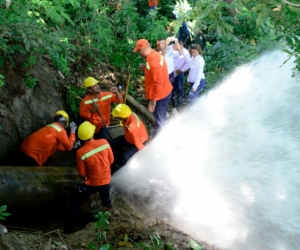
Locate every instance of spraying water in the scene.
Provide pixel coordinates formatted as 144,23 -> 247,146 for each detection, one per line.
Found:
112,50 -> 300,250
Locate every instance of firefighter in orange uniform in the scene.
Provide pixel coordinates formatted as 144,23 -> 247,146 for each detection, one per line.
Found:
20,110 -> 77,166
79,77 -> 123,140
76,121 -> 114,209
148,0 -> 158,10
110,104 -> 148,173
133,39 -> 173,137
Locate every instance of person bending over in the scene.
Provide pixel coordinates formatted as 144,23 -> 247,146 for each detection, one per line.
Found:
109,104 -> 148,173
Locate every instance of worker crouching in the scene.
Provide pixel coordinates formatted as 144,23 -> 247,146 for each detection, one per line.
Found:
110,104 -> 148,174
20,110 -> 77,166
76,121 -> 114,209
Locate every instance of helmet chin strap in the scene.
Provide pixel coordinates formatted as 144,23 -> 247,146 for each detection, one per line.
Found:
54,115 -> 67,128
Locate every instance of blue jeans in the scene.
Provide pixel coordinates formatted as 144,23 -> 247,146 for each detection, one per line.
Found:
187,79 -> 206,105
169,71 -> 175,86
171,72 -> 184,108
153,92 -> 172,137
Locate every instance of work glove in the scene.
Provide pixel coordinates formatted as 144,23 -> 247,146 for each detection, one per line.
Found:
73,140 -> 81,149
69,122 -> 77,133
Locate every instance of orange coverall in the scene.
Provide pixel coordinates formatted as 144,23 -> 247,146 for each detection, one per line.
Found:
123,112 -> 148,150
20,122 -> 75,166
144,49 -> 173,101
76,139 -> 114,186
148,0 -> 158,7
79,92 -> 122,133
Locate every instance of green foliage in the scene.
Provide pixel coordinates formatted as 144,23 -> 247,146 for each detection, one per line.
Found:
23,55 -> 36,69
189,239 -> 202,250
0,0 -> 298,106
203,8 -> 278,90
87,242 -> 113,250
95,211 -> 111,231
100,244 -> 114,250
0,0 -> 114,74
0,74 -> 4,88
136,233 -> 175,250
66,85 -> 86,119
24,73 -> 38,89
109,1 -> 169,82
0,205 -> 11,221
87,210 -> 112,250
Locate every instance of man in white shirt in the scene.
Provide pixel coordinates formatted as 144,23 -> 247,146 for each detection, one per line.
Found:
168,40 -> 191,112
156,37 -> 177,88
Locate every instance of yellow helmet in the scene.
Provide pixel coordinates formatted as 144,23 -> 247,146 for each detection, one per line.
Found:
112,104 -> 131,119
54,110 -> 69,127
78,121 -> 96,140
84,77 -> 99,88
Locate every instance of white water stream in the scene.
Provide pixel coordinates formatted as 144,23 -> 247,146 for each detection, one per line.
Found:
112,50 -> 300,250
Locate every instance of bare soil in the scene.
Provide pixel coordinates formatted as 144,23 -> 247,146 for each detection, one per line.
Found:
0,190 -> 220,250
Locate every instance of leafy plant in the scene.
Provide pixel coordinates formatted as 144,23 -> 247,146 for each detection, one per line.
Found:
66,85 -> 86,119
87,210 -> 112,250
87,242 -> 113,250
189,239 -> 202,250
0,74 -> 4,88
95,210 -> 110,231
118,233 -> 134,247
23,55 -> 36,69
0,205 -> 11,221
24,73 -> 38,89
136,233 -> 175,250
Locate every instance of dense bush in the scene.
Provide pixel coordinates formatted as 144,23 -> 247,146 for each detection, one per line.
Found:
0,0 -> 298,88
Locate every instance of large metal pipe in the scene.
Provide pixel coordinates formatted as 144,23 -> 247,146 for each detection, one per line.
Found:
0,166 -> 81,209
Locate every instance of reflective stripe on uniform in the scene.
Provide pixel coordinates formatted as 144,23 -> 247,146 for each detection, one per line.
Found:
132,112 -> 140,127
146,62 -> 150,70
160,55 -> 164,66
47,124 -> 62,132
84,94 -> 112,105
84,98 -> 98,104
81,144 -> 110,160
146,55 -> 164,70
100,94 -> 112,101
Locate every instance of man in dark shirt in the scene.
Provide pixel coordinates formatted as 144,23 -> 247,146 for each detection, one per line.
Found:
191,29 -> 207,51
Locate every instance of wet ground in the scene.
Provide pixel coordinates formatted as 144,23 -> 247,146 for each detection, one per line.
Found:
0,188 -> 220,250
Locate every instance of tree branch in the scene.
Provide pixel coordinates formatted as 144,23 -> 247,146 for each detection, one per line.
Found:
282,0 -> 300,7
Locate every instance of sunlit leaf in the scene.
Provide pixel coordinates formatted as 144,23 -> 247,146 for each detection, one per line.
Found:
99,243 -> 114,250
252,4 -> 266,12
87,242 -> 96,250
256,9 -> 267,28
189,239 -> 202,250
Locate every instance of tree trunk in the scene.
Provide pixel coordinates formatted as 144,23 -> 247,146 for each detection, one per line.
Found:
124,94 -> 155,125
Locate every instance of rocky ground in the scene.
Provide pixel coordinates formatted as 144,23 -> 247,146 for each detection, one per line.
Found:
0,189 -> 220,250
